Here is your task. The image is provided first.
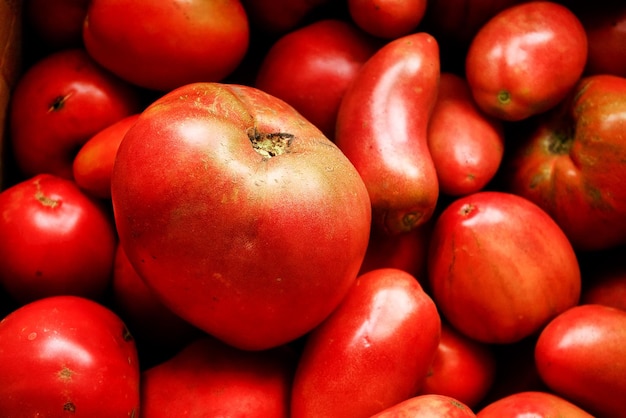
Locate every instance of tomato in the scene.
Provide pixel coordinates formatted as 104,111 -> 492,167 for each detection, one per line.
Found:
419,322 -> 497,409
73,113 -> 140,199
0,295 -> 140,417
427,191 -> 581,344
465,1 -> 588,121
83,0 -> 250,91
0,174 -> 117,304
535,304 -> 626,418
477,391 -> 594,417
335,32 -> 440,235
371,394 -> 477,418
241,0 -> 330,34
8,48 -> 141,180
254,18 -> 379,139
347,0 -> 428,39
141,336 -> 295,417
506,74 -> 626,251
427,72 -> 505,196
24,0 -> 89,50
579,2 -> 626,77
581,264 -> 626,311
291,268 -> 440,418
111,82 -> 371,350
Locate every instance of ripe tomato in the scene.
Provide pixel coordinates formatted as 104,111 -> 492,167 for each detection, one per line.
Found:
24,0 -> 89,49
347,0 -> 428,39
371,394 -> 477,417
291,268 -> 441,418
477,391 -> 594,417
0,295 -> 140,417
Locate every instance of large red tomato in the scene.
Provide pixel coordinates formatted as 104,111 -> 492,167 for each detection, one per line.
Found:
0,174 -> 117,304
477,391 -> 594,417
83,0 -> 250,91
347,0 -> 428,39
371,394 -> 477,418
427,191 -> 581,344
8,48 -> 141,180
0,295 -> 140,417
465,1 -> 587,121
535,304 -> 626,418
506,74 -> 626,251
291,268 -> 441,418
579,2 -> 626,77
254,18 -> 379,139
111,82 -> 372,351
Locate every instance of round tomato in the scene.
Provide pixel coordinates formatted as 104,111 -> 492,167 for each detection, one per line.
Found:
477,391 -> 593,417
372,394 -> 477,418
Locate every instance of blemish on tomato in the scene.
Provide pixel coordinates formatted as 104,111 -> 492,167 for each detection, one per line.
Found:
63,401 -> 76,413
48,93 -> 72,112
58,367 -> 73,382
459,203 -> 474,216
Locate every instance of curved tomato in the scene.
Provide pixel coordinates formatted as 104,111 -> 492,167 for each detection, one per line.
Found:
506,74 -> 626,251
8,48 -> 141,180
141,336 -> 295,417
580,2 -> 626,77
255,18 -> 379,139
111,82 -> 371,351
465,1 -> 587,121
83,0 -> 250,91
581,263 -> 626,311
535,304 -> 626,418
24,0 -> 89,50
427,191 -> 581,344
419,322 -> 497,409
335,32 -> 440,234
291,268 -> 441,418
427,72 -> 505,196
347,0 -> 428,39
0,295 -> 140,417
371,394 -> 477,418
477,391 -> 594,417
0,174 -> 117,304
73,113 -> 140,199
241,0 -> 330,34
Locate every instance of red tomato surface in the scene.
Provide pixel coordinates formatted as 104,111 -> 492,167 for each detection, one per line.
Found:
428,191 -> 581,344
347,0 -> 428,39
0,174 -> 117,303
371,394 -> 477,417
535,304 -> 626,418
0,295 -> 140,417
83,0 -> 250,91
465,1 -> 588,121
477,391 -> 594,417
580,2 -> 626,77
291,268 -> 441,418
24,0 -> 89,49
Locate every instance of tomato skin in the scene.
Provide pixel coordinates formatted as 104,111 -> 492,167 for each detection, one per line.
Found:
371,394 -> 477,418
419,323 -> 497,409
465,1 -> 587,121
73,114 -> 140,199
427,191 -> 581,344
83,0 -> 250,91
0,295 -> 140,417
427,72 -> 505,196
477,391 -> 594,417
25,0 -> 89,49
8,48 -> 141,180
291,268 -> 441,418
0,174 -> 117,304
347,0 -> 428,39
255,19 -> 379,140
111,82 -> 371,351
580,3 -> 626,77
241,0 -> 330,34
535,304 -> 626,418
141,337 -> 295,417
335,32 -> 440,234
582,266 -> 626,311
506,74 -> 626,251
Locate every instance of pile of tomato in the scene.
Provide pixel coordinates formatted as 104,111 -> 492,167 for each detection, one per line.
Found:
0,0 -> 625,417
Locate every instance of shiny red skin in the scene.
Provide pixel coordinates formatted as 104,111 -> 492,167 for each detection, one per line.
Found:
291,268 -> 441,418
0,295 -> 140,417
427,191 -> 581,344
241,0 -> 330,34
0,174 -> 117,304
427,72 -> 505,196
477,391 -> 594,417
8,48 -> 141,180
580,3 -> 626,77
25,0 -> 89,49
111,82 -> 372,351
83,0 -> 250,91
419,323 -> 497,409
347,0 -> 428,39
506,75 -> 626,251
141,336 -> 295,417
335,32 -> 440,235
535,304 -> 626,418
111,244 -> 199,365
371,394 -> 477,418
465,1 -> 587,121
73,113 -> 140,199
254,19 -> 379,140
